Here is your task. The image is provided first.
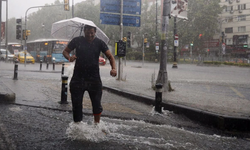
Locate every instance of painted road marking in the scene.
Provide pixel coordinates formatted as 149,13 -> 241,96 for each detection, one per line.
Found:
229,86 -> 245,98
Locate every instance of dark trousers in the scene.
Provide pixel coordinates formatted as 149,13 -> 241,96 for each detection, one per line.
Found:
70,79 -> 103,122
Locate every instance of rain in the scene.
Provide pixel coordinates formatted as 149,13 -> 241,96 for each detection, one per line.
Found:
0,0 -> 250,149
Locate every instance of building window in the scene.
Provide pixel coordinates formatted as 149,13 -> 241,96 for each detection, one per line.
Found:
238,4 -> 246,10
238,26 -> 246,32
238,15 -> 246,21
225,27 -> 233,33
226,38 -> 233,45
227,17 -> 233,22
226,6 -> 233,12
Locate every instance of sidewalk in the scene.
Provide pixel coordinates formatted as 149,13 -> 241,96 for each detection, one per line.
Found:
1,61 -> 250,131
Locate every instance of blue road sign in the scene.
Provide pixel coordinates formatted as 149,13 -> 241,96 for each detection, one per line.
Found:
100,13 -> 140,27
100,0 -> 141,15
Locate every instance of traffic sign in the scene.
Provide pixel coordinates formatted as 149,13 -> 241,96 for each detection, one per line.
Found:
174,40 -> 179,46
156,46 -> 159,51
100,13 -> 140,27
174,34 -> 178,40
100,0 -> 141,15
222,43 -> 225,49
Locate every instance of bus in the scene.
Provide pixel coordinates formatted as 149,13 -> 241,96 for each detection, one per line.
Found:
8,43 -> 23,55
27,39 -> 69,63
1,42 -> 23,55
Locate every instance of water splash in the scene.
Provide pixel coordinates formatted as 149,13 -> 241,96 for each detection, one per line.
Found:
149,106 -> 173,116
66,120 -> 109,142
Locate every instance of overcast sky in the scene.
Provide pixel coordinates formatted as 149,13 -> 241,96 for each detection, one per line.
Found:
1,0 -> 84,21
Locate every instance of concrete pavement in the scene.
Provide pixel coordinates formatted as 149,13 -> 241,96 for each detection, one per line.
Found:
0,61 -> 250,131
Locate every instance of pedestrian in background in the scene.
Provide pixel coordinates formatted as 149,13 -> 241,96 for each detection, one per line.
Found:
63,25 -> 117,124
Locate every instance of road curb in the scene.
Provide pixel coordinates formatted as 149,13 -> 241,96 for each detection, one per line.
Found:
0,80 -> 16,103
103,85 -> 250,132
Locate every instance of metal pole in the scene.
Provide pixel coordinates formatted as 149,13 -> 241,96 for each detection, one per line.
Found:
53,60 -> 55,70
40,60 -> 42,70
13,60 -> 18,80
142,34 -> 144,66
118,0 -> 123,81
155,83 -> 163,113
59,75 -> 69,104
61,63 -> 65,75
0,0 -> 2,45
5,0 -> 8,53
46,61 -> 49,69
155,0 -> 158,62
172,16 -> 178,68
156,0 -> 170,91
72,0 -> 74,18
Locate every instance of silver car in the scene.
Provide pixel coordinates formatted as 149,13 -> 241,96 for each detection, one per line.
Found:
0,49 -> 14,61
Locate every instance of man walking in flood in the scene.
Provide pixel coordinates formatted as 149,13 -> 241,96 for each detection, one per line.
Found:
63,25 -> 117,124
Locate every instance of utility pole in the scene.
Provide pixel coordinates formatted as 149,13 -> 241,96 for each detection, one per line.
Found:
118,0 -> 124,80
156,0 -> 170,91
5,0 -> 8,51
172,16 -> 178,68
0,0 -> 2,45
72,0 -> 74,18
155,0 -> 158,62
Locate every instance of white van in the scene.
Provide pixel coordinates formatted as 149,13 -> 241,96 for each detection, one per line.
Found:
0,49 -> 14,61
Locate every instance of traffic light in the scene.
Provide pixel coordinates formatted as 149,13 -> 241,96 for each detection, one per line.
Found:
190,42 -> 193,46
123,37 -> 127,42
199,34 -> 202,39
115,40 -> 126,57
127,32 -> 131,48
144,38 -> 147,43
16,19 -> 22,24
26,30 -> 31,36
22,29 -> 26,40
64,0 -> 70,11
16,25 -> 22,40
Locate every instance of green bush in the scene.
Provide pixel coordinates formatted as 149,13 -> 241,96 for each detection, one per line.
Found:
203,61 -> 222,65
223,62 -> 234,65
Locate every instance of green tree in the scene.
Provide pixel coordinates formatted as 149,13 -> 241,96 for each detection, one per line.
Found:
176,0 -> 223,55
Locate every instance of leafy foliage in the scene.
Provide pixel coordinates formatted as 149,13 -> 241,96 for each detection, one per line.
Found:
6,0 -> 222,59
176,0 -> 222,51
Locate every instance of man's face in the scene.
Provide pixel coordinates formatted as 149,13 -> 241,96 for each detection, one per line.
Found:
84,28 -> 96,42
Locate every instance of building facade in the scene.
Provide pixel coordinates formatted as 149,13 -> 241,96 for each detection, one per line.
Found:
218,0 -> 250,57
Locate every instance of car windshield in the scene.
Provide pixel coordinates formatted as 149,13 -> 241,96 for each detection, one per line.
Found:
20,53 -> 31,56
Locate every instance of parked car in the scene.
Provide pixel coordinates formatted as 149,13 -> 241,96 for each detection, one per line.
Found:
15,51 -> 35,64
0,49 -> 14,62
99,56 -> 106,65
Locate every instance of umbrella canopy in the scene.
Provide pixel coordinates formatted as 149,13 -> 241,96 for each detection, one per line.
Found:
51,17 -> 109,44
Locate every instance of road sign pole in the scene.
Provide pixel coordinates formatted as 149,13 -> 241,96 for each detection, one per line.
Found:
172,16 -> 178,69
156,0 -> 170,92
118,0 -> 124,81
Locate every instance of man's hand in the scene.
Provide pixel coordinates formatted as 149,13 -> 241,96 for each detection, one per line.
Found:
110,69 -> 117,77
69,55 -> 77,62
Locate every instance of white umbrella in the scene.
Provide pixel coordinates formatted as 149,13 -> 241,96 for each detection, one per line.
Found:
51,17 -> 109,44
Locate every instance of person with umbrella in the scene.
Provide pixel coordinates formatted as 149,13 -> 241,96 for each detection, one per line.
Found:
62,25 -> 117,124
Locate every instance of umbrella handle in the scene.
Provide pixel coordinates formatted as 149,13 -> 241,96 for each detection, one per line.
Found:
80,26 -> 83,36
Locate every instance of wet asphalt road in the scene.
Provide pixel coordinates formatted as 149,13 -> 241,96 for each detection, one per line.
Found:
1,62 -> 250,149
1,103 -> 250,150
